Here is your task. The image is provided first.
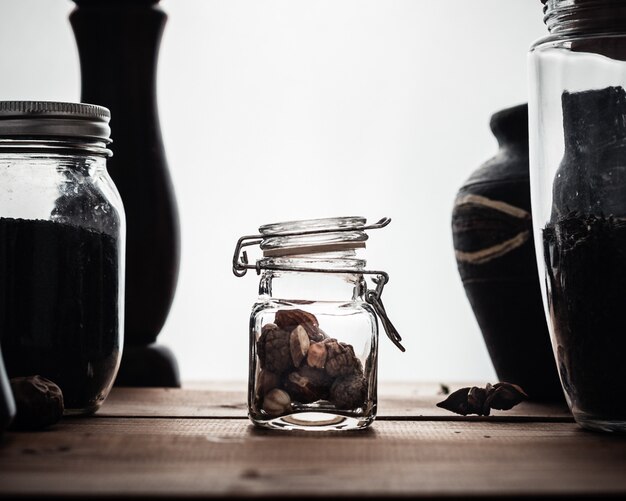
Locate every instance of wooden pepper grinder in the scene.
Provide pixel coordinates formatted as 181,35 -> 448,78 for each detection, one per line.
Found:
70,0 -> 180,386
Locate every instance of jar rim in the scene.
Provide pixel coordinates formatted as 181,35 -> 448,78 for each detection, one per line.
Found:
259,253 -> 367,272
542,0 -> 626,35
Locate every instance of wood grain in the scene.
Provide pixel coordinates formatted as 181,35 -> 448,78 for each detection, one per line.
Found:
98,383 -> 572,420
1,418 -> 624,497
0,386 -> 595,499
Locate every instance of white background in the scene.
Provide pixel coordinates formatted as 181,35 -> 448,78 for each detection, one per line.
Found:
0,1 -> 547,384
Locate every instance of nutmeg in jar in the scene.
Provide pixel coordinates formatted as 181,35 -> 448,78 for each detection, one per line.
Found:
252,307 -> 376,429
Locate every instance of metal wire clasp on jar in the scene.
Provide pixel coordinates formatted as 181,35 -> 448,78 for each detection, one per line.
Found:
233,216 -> 404,431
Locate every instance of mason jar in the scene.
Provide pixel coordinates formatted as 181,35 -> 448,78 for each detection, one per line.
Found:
233,216 -> 403,431
0,343 -> 15,432
529,1 -> 626,432
0,101 -> 125,415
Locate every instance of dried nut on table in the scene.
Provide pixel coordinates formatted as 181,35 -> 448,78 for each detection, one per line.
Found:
9,375 -> 64,430
256,309 -> 367,415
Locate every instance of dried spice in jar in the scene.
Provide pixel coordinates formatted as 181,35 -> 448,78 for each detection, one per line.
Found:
255,311 -> 367,412
233,216 -> 404,431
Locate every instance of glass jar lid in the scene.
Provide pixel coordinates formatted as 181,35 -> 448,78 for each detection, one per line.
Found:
259,216 -> 368,257
233,216 -> 405,351
0,101 -> 112,156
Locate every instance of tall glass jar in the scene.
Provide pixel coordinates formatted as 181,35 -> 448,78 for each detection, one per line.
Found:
0,344 -> 15,432
529,1 -> 626,432
233,217 -> 403,431
0,101 -> 125,415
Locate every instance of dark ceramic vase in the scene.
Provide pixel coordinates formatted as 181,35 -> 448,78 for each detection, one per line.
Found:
451,103 -> 563,402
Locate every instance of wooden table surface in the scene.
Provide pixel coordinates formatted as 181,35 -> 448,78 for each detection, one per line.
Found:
1,382 -> 625,499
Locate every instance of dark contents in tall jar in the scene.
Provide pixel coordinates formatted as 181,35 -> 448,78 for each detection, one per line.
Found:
0,217 -> 120,413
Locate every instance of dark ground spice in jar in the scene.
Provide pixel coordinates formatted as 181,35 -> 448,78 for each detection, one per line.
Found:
0,217 -> 120,413
543,214 -> 626,419
541,87 -> 626,421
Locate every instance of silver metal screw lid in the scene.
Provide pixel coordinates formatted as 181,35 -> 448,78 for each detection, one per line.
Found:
0,101 -> 111,143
